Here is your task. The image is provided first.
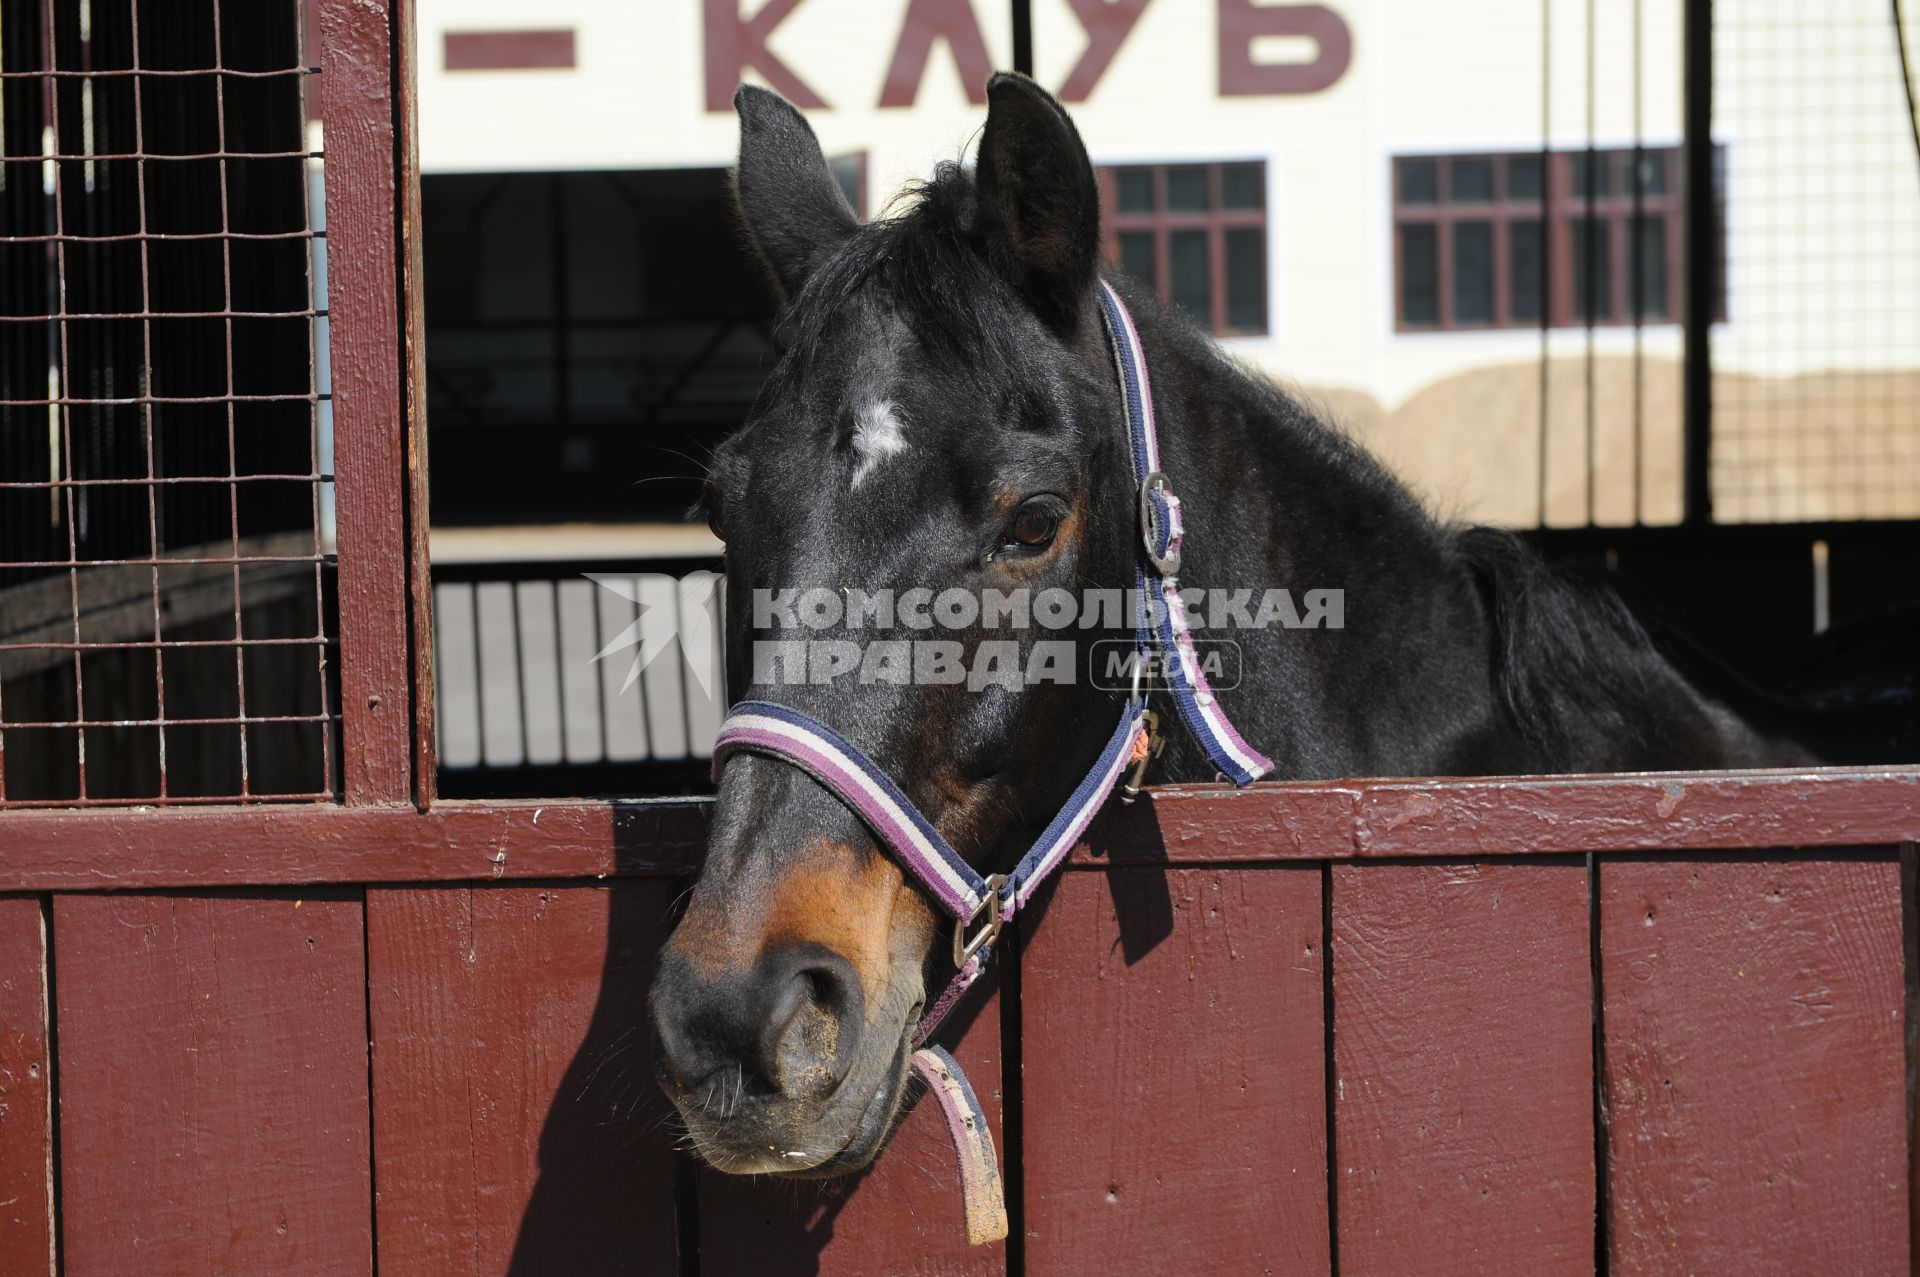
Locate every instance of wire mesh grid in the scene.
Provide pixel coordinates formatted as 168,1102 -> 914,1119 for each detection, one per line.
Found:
0,0 -> 336,806
1710,0 -> 1920,521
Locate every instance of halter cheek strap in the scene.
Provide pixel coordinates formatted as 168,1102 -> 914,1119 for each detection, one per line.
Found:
707,282 -> 1271,1246
1100,279 -> 1274,786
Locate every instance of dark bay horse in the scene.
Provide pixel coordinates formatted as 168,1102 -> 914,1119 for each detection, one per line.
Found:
648,74 -> 1872,1181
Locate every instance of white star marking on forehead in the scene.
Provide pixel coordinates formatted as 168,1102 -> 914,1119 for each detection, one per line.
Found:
851,398 -> 908,487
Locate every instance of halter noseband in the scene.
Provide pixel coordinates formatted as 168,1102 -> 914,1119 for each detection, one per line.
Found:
708,279 -> 1272,1244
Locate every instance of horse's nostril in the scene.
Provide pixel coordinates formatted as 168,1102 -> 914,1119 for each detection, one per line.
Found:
759,945 -> 864,1100
652,942 -> 867,1107
767,970 -> 812,1031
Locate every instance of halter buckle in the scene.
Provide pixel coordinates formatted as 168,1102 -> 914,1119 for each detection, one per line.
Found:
953,874 -> 1009,968
1139,472 -> 1181,575
1119,710 -> 1165,803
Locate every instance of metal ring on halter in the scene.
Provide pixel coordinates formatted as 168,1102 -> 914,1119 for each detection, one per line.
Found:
952,873 -> 1008,968
1138,471 -> 1181,575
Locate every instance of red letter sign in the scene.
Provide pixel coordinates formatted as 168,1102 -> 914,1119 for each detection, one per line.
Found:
1217,0 -> 1352,96
880,0 -> 993,108
1058,0 -> 1152,102
704,0 -> 827,112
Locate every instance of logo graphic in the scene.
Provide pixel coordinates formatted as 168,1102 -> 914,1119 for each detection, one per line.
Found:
585,573 -> 720,699
1089,639 -> 1244,691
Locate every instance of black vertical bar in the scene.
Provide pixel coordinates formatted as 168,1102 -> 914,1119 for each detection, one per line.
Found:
670,576 -> 692,760
550,579 -> 569,763
42,894 -> 66,1273
1588,852 -> 1614,1274
1321,862 -> 1341,1276
1011,0 -> 1033,76
1001,914 -> 1028,1276
1583,0 -> 1596,527
1631,0 -> 1645,526
512,583 -> 533,766
1537,0 -> 1552,527
1682,0 -> 1714,525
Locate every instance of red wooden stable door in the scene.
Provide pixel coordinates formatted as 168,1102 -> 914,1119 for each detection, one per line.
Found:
53,891 -> 374,1277
366,881 -> 679,1275
1332,860 -> 1596,1277
1020,866 -> 1331,1276
1600,856 -> 1909,1276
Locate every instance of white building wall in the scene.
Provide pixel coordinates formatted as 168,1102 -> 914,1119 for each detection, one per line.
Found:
411,0 -> 1920,524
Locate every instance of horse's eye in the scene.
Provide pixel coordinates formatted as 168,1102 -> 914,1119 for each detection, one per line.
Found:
1008,497 -> 1062,550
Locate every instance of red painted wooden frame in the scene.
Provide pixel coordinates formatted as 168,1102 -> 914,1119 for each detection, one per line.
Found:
320,0 -> 433,808
0,767 -> 1912,892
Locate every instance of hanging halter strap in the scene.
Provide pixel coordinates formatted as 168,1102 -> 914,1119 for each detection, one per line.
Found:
708,280 -> 1271,1245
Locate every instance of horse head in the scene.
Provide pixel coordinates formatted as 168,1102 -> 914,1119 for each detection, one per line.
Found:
649,75 -> 1141,1176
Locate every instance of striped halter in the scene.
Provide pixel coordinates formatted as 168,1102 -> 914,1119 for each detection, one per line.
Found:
709,279 -> 1272,1245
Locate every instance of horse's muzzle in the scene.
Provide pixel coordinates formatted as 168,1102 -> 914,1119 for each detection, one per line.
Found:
651,939 -> 898,1172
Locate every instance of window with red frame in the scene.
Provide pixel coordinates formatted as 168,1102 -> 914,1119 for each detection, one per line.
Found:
1392,147 -> 1717,331
1099,162 -> 1268,336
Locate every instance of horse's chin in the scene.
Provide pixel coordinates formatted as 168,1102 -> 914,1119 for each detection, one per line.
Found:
771,1024 -> 915,1179
678,1005 -> 919,1180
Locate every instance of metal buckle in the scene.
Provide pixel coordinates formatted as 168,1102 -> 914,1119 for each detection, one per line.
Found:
1138,472 -> 1181,575
952,874 -> 1009,968
1119,709 -> 1165,803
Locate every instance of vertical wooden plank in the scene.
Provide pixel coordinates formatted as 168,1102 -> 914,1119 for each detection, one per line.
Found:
0,897 -> 55,1276
1021,867 -> 1329,1276
366,881 -> 679,1274
696,982 -> 1004,1276
392,0 -> 437,808
1332,861 -> 1594,1277
53,892 -> 372,1276
1602,857 -> 1909,1275
319,0 -> 415,804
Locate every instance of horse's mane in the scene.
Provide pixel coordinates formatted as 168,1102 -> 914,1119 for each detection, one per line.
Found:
1450,525 -> 1658,766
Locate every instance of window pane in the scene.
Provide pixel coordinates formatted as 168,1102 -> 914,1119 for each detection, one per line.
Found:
1400,158 -> 1438,205
1453,221 -> 1493,324
1572,217 -> 1613,322
829,155 -> 864,218
1119,230 -> 1156,286
1508,155 -> 1543,201
1571,151 -> 1609,198
1510,218 -> 1543,323
1400,223 -> 1438,325
1222,164 -> 1264,210
1451,158 -> 1494,203
1224,228 -> 1266,331
1170,229 -> 1211,323
1636,214 -> 1669,319
1168,167 -> 1209,212
1635,151 -> 1670,196
1116,168 -> 1155,214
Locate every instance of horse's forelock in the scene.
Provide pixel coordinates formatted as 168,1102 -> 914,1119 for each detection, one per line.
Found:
779,166 -> 1029,377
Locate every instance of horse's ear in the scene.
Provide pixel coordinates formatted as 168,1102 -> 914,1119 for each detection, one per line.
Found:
732,84 -> 858,303
974,72 -> 1101,332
